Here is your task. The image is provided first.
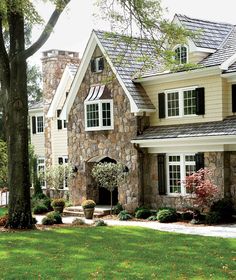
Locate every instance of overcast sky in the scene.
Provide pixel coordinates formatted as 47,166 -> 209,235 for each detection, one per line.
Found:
31,0 -> 236,65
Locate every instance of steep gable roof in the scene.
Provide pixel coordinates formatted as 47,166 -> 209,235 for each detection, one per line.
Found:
61,31 -> 155,118
176,14 -> 234,50
47,64 -> 78,118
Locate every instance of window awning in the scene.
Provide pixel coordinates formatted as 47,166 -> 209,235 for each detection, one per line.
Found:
85,85 -> 111,101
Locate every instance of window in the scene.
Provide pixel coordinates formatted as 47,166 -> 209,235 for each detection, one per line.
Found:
37,158 -> 45,188
91,57 -> 104,73
174,45 -> 188,64
32,115 -> 44,134
85,100 -> 113,130
84,85 -> 113,131
165,87 -> 196,118
167,154 -> 195,195
57,110 -> 67,130
58,156 -> 69,189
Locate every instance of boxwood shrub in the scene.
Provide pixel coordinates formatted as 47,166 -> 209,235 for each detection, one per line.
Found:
157,209 -> 177,223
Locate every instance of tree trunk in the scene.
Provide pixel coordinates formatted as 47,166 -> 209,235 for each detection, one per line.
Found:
5,8 -> 33,229
110,190 -> 113,215
6,55 -> 33,228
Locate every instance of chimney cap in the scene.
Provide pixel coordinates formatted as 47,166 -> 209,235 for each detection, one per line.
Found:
41,49 -> 79,59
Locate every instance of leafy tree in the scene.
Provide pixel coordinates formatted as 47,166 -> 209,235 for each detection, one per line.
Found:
92,162 -> 126,213
0,0 -> 189,229
184,168 -> 220,211
0,0 -> 71,229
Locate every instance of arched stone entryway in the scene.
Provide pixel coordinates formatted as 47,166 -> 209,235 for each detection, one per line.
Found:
87,156 -> 119,205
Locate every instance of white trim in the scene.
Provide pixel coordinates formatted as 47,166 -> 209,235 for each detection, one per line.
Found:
131,135 -> 236,152
220,53 -> 236,71
166,153 -> 195,195
61,31 -> 142,120
134,66 -> 220,84
84,99 -> 114,131
221,72 -> 236,82
47,65 -> 75,118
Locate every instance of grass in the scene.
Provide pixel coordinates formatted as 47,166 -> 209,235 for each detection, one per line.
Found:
0,226 -> 235,279
0,207 -> 7,217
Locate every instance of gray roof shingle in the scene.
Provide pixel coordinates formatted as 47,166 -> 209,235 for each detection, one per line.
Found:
176,14 -> 234,49
134,117 -> 236,141
95,31 -> 155,110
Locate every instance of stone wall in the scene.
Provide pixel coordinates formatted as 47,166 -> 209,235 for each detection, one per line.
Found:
143,151 -> 234,209
41,50 -> 80,168
68,47 -> 141,211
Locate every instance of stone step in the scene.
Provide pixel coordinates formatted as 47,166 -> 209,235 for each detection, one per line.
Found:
63,206 -> 112,217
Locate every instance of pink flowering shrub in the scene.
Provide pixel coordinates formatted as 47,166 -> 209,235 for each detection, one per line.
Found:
184,168 -> 219,210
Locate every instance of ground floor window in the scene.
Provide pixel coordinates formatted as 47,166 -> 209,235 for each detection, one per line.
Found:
167,154 -> 195,195
58,156 -> 69,189
37,157 -> 45,188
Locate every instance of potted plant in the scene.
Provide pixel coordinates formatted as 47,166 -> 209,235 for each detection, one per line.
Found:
51,198 -> 65,213
81,199 -> 96,219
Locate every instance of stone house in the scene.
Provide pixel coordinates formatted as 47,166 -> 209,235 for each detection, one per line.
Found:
59,14 -> 236,211
29,49 -> 80,191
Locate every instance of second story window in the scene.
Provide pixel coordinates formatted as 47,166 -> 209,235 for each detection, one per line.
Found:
57,110 -> 67,130
32,115 -> 44,134
158,87 -> 205,119
166,87 -> 196,117
84,85 -> 114,131
174,45 -> 188,64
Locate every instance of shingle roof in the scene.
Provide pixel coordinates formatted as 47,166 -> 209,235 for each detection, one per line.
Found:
134,117 -> 236,140
95,31 -> 155,110
200,26 -> 236,68
176,14 -> 234,49
29,100 -> 44,110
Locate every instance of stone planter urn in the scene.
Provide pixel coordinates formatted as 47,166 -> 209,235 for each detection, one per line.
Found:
51,198 -> 66,214
81,199 -> 96,219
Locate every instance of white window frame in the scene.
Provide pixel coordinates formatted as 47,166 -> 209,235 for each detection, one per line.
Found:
58,156 -> 69,190
166,153 -> 195,195
174,44 -> 188,64
84,100 -> 114,131
37,157 -> 46,189
34,115 -> 44,134
165,86 -> 197,118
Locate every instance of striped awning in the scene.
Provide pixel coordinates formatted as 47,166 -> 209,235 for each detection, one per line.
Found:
85,85 -> 111,101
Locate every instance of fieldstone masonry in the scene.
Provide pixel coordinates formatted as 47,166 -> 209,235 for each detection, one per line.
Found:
68,47 -> 142,211
41,50 -> 80,168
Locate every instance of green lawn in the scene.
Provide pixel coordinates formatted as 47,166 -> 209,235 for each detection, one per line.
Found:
0,207 -> 7,217
0,226 -> 235,280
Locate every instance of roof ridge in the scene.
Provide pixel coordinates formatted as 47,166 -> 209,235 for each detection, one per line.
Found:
218,25 -> 236,49
176,14 -> 233,27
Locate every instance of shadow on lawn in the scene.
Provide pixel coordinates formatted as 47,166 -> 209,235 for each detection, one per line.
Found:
0,226 -> 235,279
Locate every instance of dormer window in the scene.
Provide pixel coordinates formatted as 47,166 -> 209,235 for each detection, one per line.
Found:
174,45 -> 188,64
91,57 -> 104,73
84,85 -> 114,131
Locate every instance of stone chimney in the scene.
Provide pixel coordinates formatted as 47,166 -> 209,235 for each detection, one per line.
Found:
41,49 -> 80,168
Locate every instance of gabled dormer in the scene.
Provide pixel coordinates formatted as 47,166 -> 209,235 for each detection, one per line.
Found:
173,14 -> 234,64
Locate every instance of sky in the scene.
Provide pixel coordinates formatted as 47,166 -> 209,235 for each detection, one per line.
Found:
31,0 -> 236,65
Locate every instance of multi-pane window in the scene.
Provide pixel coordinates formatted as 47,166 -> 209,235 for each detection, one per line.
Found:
166,87 -> 197,118
85,100 -> 113,131
37,116 -> 44,133
175,45 -> 188,64
58,156 -> 69,189
37,158 -> 45,188
167,154 -> 195,194
57,109 -> 67,130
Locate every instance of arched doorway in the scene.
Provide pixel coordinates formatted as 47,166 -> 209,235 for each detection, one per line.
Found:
98,157 -> 118,205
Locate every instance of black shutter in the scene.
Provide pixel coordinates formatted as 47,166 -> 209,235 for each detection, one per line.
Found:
91,59 -> 95,72
157,154 -> 166,195
58,157 -> 63,165
57,110 -> 62,130
98,57 -> 104,71
232,84 -> 236,112
196,87 -> 205,115
32,116 -> 36,134
195,153 -> 204,171
158,92 -> 165,119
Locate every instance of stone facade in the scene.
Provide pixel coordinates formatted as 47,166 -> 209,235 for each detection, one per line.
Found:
68,48 -> 142,211
41,50 -> 80,168
142,151 -> 236,209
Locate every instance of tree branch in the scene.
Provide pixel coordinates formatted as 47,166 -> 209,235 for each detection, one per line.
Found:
24,0 -> 71,59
